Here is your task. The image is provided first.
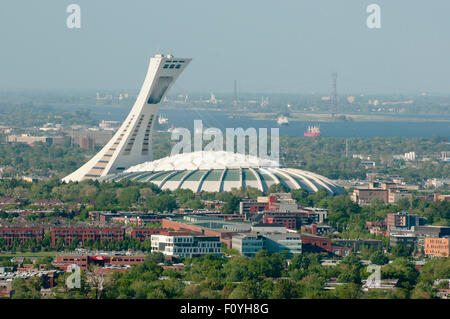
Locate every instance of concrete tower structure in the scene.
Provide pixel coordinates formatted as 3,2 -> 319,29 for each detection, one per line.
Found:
63,54 -> 191,182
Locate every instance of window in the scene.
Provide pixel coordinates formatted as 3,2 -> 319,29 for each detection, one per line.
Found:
147,76 -> 173,104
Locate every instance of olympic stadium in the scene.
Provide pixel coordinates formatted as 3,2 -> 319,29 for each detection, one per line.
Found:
98,151 -> 344,194
63,54 -> 344,195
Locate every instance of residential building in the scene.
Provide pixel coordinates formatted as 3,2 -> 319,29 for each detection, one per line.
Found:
388,189 -> 412,204
239,198 -> 269,215
301,207 -> 328,224
300,224 -> 333,236
89,211 -> 163,225
389,225 -> 450,250
129,228 -> 191,241
389,234 -> 417,248
386,211 -> 424,232
424,237 -> 449,257
351,182 -> 413,206
0,227 -> 44,246
0,280 -> 13,298
434,194 -> 450,201
7,134 -> 65,145
201,200 -> 226,211
240,193 -> 298,216
404,152 -> 416,161
79,136 -> 95,150
50,227 -> 125,245
351,188 -> 388,206
262,214 -> 299,230
332,239 -> 383,251
366,220 -> 387,236
414,225 -> 450,238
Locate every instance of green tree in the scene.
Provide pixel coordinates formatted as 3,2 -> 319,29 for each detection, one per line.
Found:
146,193 -> 177,213
370,251 -> 389,265
221,196 -> 240,214
271,279 -> 298,299
267,183 -> 289,194
383,258 -> 419,292
333,283 -> 363,299
118,186 -> 140,207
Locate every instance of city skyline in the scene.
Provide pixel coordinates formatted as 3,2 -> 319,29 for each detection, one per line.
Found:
0,1 -> 449,94
0,1 -> 449,305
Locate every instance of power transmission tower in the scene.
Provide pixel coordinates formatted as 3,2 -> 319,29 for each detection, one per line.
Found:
232,80 -> 238,108
331,72 -> 338,119
345,138 -> 349,157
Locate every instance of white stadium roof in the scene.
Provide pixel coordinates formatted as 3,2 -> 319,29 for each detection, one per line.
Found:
99,151 -> 344,195
125,151 -> 280,172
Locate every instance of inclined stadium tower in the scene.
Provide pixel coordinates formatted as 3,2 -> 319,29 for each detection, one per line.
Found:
63,54 -> 344,195
63,54 -> 192,182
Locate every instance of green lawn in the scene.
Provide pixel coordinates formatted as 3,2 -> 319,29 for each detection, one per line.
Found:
0,251 -> 58,258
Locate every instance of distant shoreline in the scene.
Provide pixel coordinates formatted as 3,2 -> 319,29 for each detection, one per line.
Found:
157,107 -> 450,123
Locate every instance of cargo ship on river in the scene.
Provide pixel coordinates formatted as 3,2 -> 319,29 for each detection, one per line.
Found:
304,125 -> 321,137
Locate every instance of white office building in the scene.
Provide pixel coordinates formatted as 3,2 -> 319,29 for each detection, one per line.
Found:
232,231 -> 302,257
151,235 -> 222,258
231,234 -> 265,257
263,233 -> 302,255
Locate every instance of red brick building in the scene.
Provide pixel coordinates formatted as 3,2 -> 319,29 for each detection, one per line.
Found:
206,214 -> 245,221
30,199 -> 65,207
300,233 -> 332,252
0,281 -> 13,298
201,200 -> 226,211
263,214 -> 299,230
0,227 -> 44,246
262,212 -> 320,230
53,252 -> 145,270
300,233 -> 352,256
161,219 -> 238,248
129,228 -> 167,240
128,228 -> 191,241
424,237 -> 450,257
240,200 -> 269,215
50,227 -> 125,245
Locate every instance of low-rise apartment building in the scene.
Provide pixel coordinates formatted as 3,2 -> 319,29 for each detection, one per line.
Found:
424,237 -> 449,257
50,227 -> 125,245
0,227 -> 44,246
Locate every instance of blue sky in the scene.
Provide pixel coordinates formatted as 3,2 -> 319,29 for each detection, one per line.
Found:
0,0 -> 449,94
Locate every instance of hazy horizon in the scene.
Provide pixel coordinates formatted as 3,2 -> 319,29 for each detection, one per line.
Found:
1,1 -> 450,94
